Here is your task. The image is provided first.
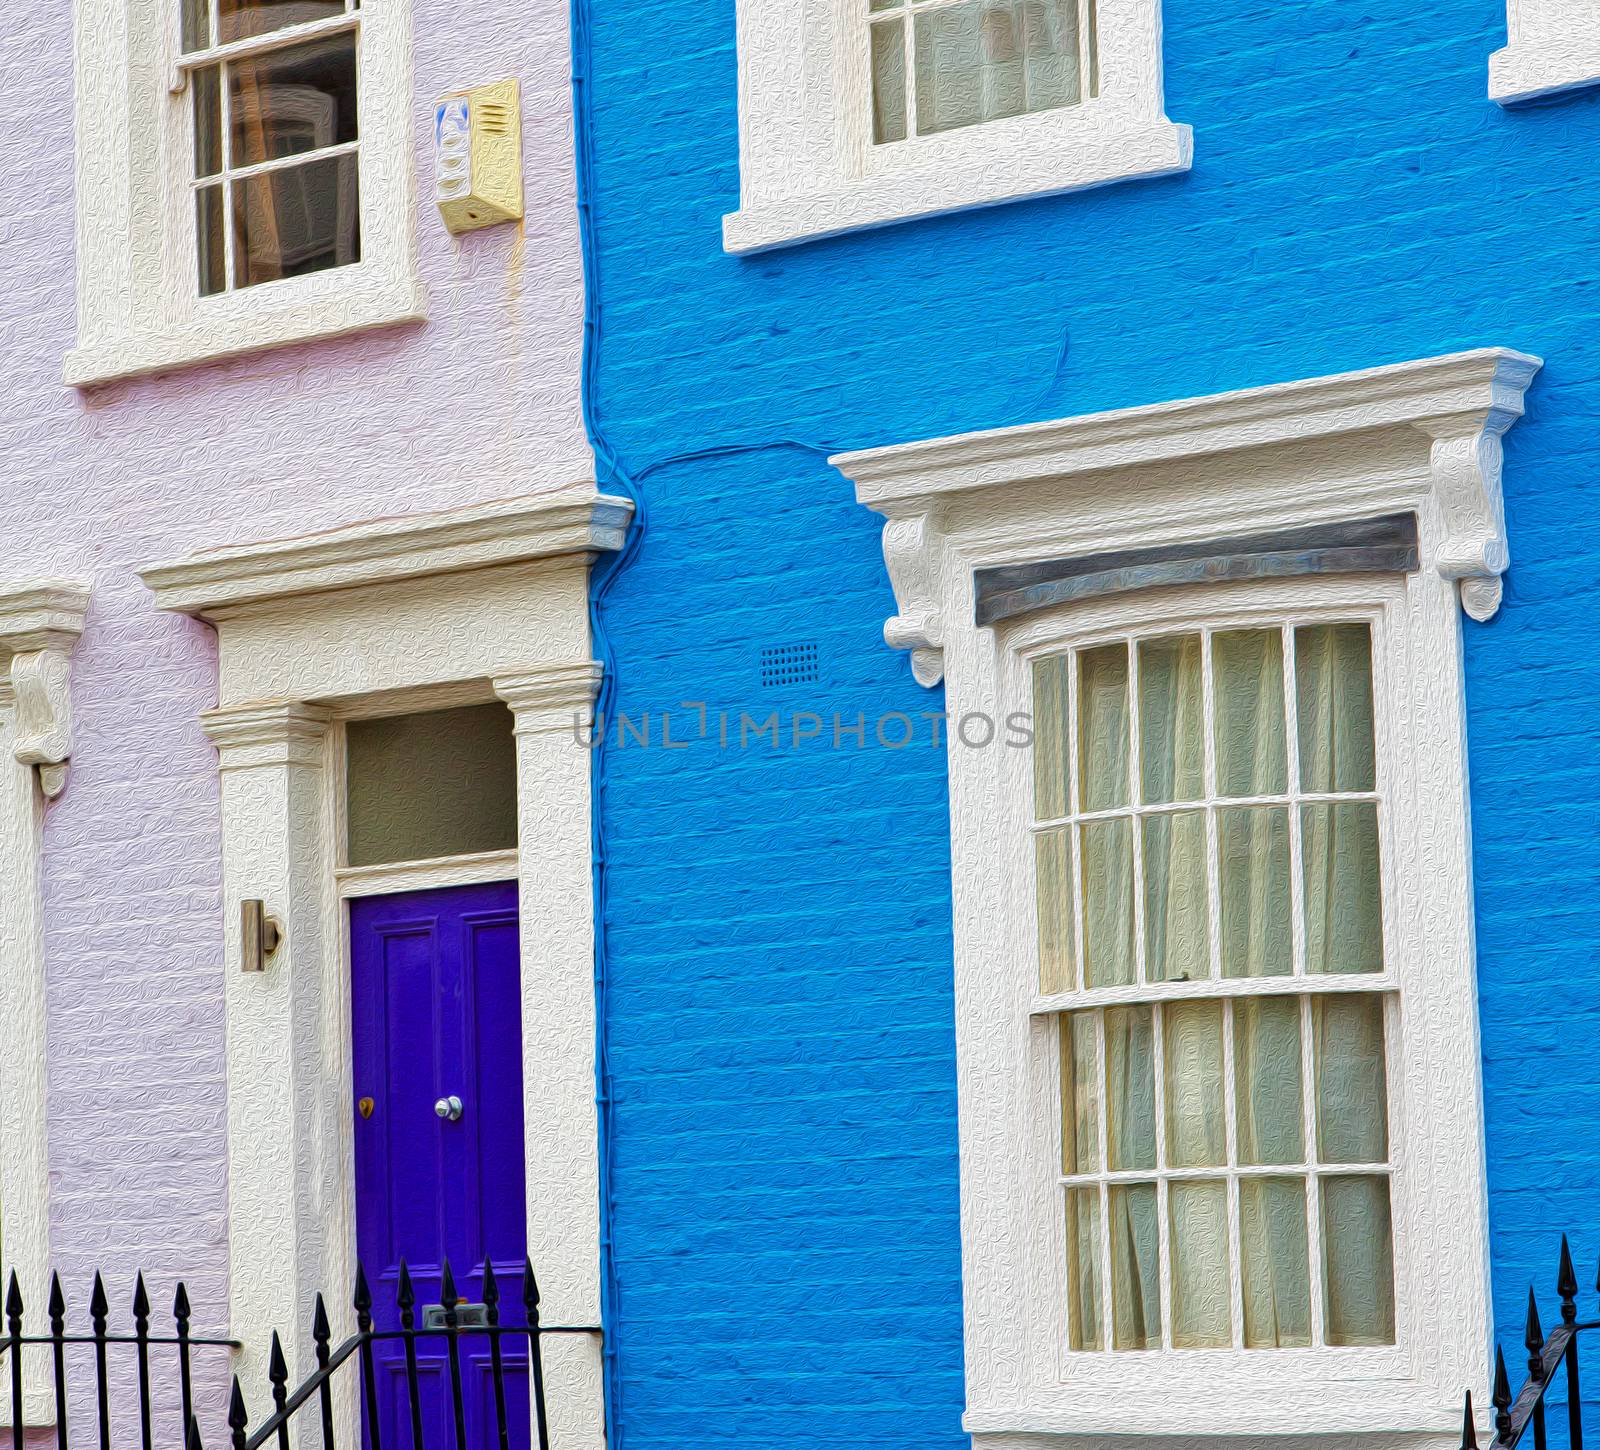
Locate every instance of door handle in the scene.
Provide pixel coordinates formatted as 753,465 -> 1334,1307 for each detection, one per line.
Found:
434,1095 -> 463,1122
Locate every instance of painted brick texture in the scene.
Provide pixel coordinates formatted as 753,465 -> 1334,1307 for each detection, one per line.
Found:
579,0 -> 1600,1445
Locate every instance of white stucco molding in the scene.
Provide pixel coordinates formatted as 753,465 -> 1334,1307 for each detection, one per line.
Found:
832,348 -> 1542,685
140,489 -> 632,616
1490,3 -> 1600,103
140,487 -> 623,1450
0,581 -> 88,1426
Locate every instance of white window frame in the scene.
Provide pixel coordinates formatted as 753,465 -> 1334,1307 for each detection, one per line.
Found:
722,0 -> 1191,254
830,348 -> 1541,1446
1489,0 -> 1600,103
67,0 -> 423,389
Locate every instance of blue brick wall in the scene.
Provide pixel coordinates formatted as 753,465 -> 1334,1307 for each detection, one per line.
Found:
583,0 -> 1600,1441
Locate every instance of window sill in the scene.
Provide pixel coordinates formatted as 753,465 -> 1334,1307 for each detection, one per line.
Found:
64,272 -> 427,389
722,118 -> 1192,254
1489,37 -> 1600,102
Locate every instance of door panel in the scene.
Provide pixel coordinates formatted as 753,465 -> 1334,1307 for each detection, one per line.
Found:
351,880 -> 529,1450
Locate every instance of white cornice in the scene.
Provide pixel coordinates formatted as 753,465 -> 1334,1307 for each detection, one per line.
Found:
0,581 -> 91,798
832,349 -> 1542,685
139,486 -> 632,619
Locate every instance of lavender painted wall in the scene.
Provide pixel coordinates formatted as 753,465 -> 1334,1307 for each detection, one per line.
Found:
0,0 -> 590,1402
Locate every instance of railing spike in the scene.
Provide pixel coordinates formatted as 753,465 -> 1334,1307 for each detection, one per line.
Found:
46,1272 -> 64,1321
396,1259 -> 415,1313
353,1262 -> 372,1321
228,1374 -> 249,1450
441,1258 -> 458,1307
522,1257 -> 540,1321
186,1414 -> 204,1450
173,1282 -> 191,1320
89,1271 -> 108,1321
1526,1286 -> 1546,1382
1493,1344 -> 1514,1442
1560,1234 -> 1579,1325
1462,1389 -> 1480,1450
312,1291 -> 331,1345
7,1271 -> 24,1321
269,1330 -> 288,1388
133,1271 -> 150,1320
481,1260 -> 499,1306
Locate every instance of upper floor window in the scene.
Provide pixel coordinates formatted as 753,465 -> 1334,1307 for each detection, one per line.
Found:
1036,621 -> 1396,1358
723,0 -> 1188,252
867,0 -> 1098,144
180,0 -> 362,296
67,0 -> 420,387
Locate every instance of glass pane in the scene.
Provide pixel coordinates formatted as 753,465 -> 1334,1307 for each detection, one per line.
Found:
1142,811 -> 1208,983
1321,1175 -> 1395,1345
181,0 -> 211,50
1077,643 -> 1129,810
1234,996 -> 1303,1165
194,66 -> 222,177
1296,623 -> 1376,793
196,185 -> 226,297
1314,994 -> 1389,1164
1065,1187 -> 1103,1351
345,703 -> 518,867
1138,634 -> 1203,805
1169,1179 -> 1231,1348
233,152 -> 361,290
1109,1183 -> 1161,1350
1213,629 -> 1287,798
1079,817 -> 1134,988
1218,805 -> 1292,978
911,0 -> 1081,136
1302,802 -> 1383,974
1059,1013 -> 1099,1175
1036,829 -> 1075,993
1163,1000 -> 1226,1168
229,34 -> 359,168
870,18 -> 908,144
218,0 -> 344,44
869,0 -> 902,9
1105,1006 -> 1155,1172
1240,1177 -> 1311,1348
1032,655 -> 1070,820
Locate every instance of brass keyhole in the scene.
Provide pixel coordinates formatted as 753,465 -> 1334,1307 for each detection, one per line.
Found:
358,1097 -> 375,1120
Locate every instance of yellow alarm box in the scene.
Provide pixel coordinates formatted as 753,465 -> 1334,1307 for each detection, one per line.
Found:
434,79 -> 524,234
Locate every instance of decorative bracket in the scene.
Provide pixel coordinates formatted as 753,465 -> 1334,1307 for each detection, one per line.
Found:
0,584 -> 92,799
880,510 -> 947,687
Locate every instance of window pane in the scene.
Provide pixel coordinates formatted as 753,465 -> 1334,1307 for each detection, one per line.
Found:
1065,1187 -> 1103,1350
870,18 -> 908,143
218,0 -> 344,44
1142,811 -> 1208,983
1032,654 -> 1070,819
1240,1177 -> 1311,1348
345,703 -> 518,867
1059,1013 -> 1099,1175
1036,828 -> 1075,993
1302,802 -> 1383,974
1105,1006 -> 1155,1171
1138,634 -> 1203,805
1296,623 -> 1376,793
911,0 -> 1081,136
1163,1000 -> 1225,1168
1314,994 -> 1389,1164
1212,629 -> 1287,797
196,185 -> 226,297
1109,1183 -> 1161,1349
1079,817 -> 1134,987
1169,1179 -> 1231,1348
1321,1175 -> 1395,1346
1077,643 -> 1129,810
232,152 -> 361,289
1218,805 -> 1292,978
182,0 -> 211,50
194,66 -> 222,177
1234,996 -> 1303,1165
229,34 -> 359,168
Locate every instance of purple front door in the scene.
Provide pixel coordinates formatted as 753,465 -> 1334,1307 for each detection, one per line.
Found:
351,879 -> 530,1450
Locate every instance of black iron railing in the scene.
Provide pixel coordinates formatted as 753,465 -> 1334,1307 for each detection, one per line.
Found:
0,1256 -> 581,1450
0,1269 -> 238,1450
1462,1236 -> 1595,1449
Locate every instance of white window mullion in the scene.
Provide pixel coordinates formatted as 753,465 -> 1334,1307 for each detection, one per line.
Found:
219,58 -> 236,291
1128,638 -> 1148,987
1300,990 -> 1326,1347
1283,623 -> 1309,979
1200,629 -> 1222,984
1151,999 -> 1172,1350
1221,996 -> 1244,1349
1094,1008 -> 1114,1351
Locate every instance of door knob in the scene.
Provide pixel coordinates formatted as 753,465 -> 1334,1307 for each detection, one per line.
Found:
434,1095 -> 463,1122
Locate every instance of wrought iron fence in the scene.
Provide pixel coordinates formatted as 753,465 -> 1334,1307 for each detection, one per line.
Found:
1462,1236 -> 1594,1450
0,1256 -> 573,1450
